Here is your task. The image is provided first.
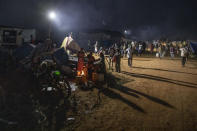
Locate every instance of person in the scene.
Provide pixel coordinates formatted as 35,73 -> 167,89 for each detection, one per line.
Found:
94,41 -> 98,55
97,52 -> 106,74
98,47 -> 103,55
126,46 -> 133,67
77,48 -> 85,74
108,46 -> 115,70
53,43 -> 57,49
114,43 -> 118,49
170,45 -> 175,59
158,44 -> 162,59
131,41 -> 135,48
142,42 -> 146,54
16,31 -> 24,46
162,44 -> 167,58
120,44 -> 124,57
114,49 -> 121,73
185,44 -> 190,62
138,43 -> 143,56
150,43 -> 154,54
176,45 -> 179,56
179,46 -> 187,67
30,35 -> 35,44
87,52 -> 95,80
123,43 -> 126,57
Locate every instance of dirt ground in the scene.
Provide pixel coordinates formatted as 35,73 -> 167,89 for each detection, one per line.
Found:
1,56 -> 197,131
72,57 -> 197,131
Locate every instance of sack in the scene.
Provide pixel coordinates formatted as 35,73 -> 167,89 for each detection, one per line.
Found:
156,53 -> 159,57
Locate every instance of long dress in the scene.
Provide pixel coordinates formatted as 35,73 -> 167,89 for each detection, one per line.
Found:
77,51 -> 85,73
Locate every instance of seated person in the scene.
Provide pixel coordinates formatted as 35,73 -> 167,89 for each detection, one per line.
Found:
87,52 -> 95,80
94,52 -> 106,74
77,48 -> 85,74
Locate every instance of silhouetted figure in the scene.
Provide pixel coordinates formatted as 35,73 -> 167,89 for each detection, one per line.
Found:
114,49 -> 121,73
126,46 -> 133,67
180,46 -> 187,67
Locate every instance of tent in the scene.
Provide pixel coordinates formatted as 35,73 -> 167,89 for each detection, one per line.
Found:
61,36 -> 80,52
190,42 -> 197,55
53,48 -> 69,66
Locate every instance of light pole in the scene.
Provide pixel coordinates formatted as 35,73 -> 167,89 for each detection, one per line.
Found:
48,11 -> 56,39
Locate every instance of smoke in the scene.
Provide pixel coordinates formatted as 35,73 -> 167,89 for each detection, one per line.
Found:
0,0 -> 197,40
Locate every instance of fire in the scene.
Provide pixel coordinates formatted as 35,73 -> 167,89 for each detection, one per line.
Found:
77,71 -> 81,76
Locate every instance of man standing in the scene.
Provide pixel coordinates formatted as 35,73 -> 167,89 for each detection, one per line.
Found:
94,41 -> 98,55
108,46 -> 115,70
180,46 -> 187,67
126,46 -> 133,67
123,43 -> 126,57
150,43 -> 154,54
185,44 -> 190,62
77,48 -> 85,74
87,52 -> 95,80
158,44 -> 162,59
114,49 -> 121,73
138,43 -> 143,56
170,45 -> 175,59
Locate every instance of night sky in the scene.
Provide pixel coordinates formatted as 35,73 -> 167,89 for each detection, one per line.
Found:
0,0 -> 197,40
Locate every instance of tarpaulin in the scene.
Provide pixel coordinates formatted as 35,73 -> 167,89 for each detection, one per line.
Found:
61,36 -> 80,52
53,48 -> 69,66
190,42 -> 197,55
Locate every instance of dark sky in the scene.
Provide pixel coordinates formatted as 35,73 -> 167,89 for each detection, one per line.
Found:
0,0 -> 197,40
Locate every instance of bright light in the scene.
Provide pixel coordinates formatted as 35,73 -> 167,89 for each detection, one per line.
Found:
48,11 -> 56,20
124,29 -> 131,35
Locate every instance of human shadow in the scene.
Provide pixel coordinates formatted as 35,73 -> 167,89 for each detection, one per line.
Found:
91,74 -> 145,113
96,86 -> 146,114
121,71 -> 197,88
133,59 -> 152,61
188,66 -> 197,69
107,74 -> 175,109
113,85 -> 174,109
133,66 -> 197,76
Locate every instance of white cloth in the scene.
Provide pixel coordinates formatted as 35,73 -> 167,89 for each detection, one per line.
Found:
126,48 -> 132,58
139,44 -> 143,50
61,36 -> 80,52
131,41 -> 135,47
95,47 -> 98,53
180,48 -> 187,57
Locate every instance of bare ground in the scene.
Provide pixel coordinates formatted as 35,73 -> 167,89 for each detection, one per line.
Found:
73,57 -> 197,131
1,57 -> 197,131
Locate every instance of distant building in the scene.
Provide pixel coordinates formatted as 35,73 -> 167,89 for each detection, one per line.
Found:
0,25 -> 36,47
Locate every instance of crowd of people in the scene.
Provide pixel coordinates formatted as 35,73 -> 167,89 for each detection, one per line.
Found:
76,48 -> 106,83
91,40 -> 192,73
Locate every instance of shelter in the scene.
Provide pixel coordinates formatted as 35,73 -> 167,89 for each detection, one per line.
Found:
61,36 -> 80,53
190,42 -> 197,55
0,25 -> 36,47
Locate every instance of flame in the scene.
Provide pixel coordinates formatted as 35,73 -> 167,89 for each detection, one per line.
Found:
77,71 -> 81,76
81,71 -> 84,76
